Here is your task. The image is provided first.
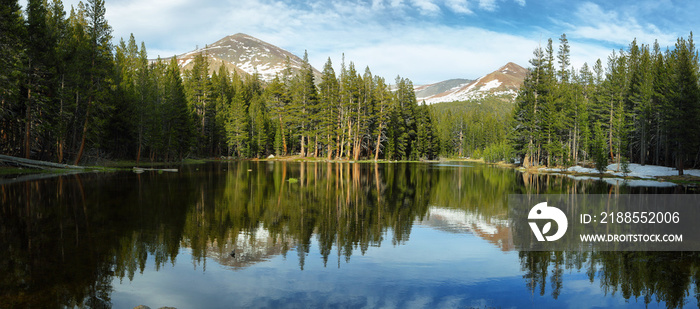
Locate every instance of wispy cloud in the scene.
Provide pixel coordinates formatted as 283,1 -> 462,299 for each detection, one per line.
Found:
411,0 -> 442,15
445,0 -> 473,14
568,2 -> 676,47
24,0 -> 689,84
478,0 -> 498,11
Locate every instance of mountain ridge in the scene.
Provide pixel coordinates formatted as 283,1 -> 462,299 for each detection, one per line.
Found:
158,33 -> 321,82
416,62 -> 527,104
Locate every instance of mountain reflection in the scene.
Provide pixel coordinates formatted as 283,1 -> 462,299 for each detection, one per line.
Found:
0,161 -> 697,308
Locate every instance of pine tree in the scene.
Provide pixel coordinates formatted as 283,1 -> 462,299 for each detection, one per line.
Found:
292,50 -> 318,157
184,53 -> 211,155
135,41 -> 153,163
210,63 -> 234,156
668,34 -> 700,175
394,76 -> 417,160
511,45 -> 546,167
373,76 -> 391,160
74,0 -> 113,164
226,90 -> 250,157
650,41 -> 671,166
557,34 -> 571,83
249,94 -> 269,157
46,0 -> 70,162
318,57 -> 339,159
164,57 -> 194,160
598,50 -> 630,168
265,75 -> 290,155
626,41 -> 654,165
24,0 -> 52,158
0,0 -> 24,111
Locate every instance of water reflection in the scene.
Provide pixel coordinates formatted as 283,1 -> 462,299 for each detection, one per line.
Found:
0,162 -> 697,308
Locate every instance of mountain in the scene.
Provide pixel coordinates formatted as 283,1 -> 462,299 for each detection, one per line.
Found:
414,79 -> 473,101
417,62 -> 528,104
420,207 -> 513,251
161,33 -> 321,82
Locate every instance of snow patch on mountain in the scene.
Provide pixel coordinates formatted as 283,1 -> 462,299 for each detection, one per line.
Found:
416,62 -> 527,104
480,79 -> 502,92
156,33 -> 320,82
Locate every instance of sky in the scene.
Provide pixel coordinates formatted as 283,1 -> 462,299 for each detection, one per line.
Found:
20,0 -> 700,84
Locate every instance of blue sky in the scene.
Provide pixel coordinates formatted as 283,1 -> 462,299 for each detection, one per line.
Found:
23,0 -> 699,84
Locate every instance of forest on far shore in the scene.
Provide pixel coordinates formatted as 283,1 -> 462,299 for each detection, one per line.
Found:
509,34 -> 700,175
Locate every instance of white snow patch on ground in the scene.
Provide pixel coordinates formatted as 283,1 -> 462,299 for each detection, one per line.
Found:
180,59 -> 193,68
564,175 -> 677,187
566,166 -> 598,174
479,79 -> 502,92
561,163 -> 698,179
605,163 -> 700,178
533,163 -> 700,187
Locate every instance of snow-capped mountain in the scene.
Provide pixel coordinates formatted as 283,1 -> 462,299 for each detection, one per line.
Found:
416,62 -> 527,104
162,33 -> 320,82
420,207 -> 513,251
414,78 -> 473,100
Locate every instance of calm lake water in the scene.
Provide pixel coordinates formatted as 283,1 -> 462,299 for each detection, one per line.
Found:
1,161 -> 699,308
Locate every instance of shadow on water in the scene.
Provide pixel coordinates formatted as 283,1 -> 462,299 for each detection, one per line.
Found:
0,161 -> 698,308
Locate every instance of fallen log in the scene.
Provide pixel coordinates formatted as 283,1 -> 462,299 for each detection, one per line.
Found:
0,154 -> 85,170
132,167 -> 178,173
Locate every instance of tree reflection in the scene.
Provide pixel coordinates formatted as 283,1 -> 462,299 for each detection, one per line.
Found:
519,250 -> 700,308
0,162 -> 697,308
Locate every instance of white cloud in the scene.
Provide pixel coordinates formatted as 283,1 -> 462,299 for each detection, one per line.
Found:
445,0 -> 473,14
411,0 -> 442,15
514,0 -> 526,6
478,0 -> 498,11
324,26 -> 538,84
569,2 -> 676,47
372,0 -> 386,10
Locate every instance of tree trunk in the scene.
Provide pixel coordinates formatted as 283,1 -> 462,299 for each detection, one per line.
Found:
609,101 -> 614,160
25,88 -> 32,159
279,116 -> 287,155
327,135 -> 333,160
74,97 -> 91,165
313,134 -> 319,158
640,121 -> 646,165
374,123 -> 383,161
678,142 -> 685,175
136,143 -> 141,166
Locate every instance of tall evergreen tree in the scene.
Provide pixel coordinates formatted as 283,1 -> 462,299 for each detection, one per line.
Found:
23,0 -> 53,158
164,57 -> 195,160
74,0 -> 112,164
184,53 -> 211,155
373,76 -> 391,160
318,57 -> 339,159
668,34 -> 700,175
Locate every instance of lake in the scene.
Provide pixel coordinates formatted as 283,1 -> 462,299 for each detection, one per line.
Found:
1,161 -> 698,308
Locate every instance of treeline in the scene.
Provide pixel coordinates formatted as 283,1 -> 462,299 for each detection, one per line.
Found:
1,0 -> 118,164
0,0 -> 439,164
511,33 -> 700,174
430,98 -> 513,161
190,52 -> 439,161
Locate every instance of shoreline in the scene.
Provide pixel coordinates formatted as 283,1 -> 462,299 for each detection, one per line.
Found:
3,155 -> 699,186
508,162 -> 700,186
